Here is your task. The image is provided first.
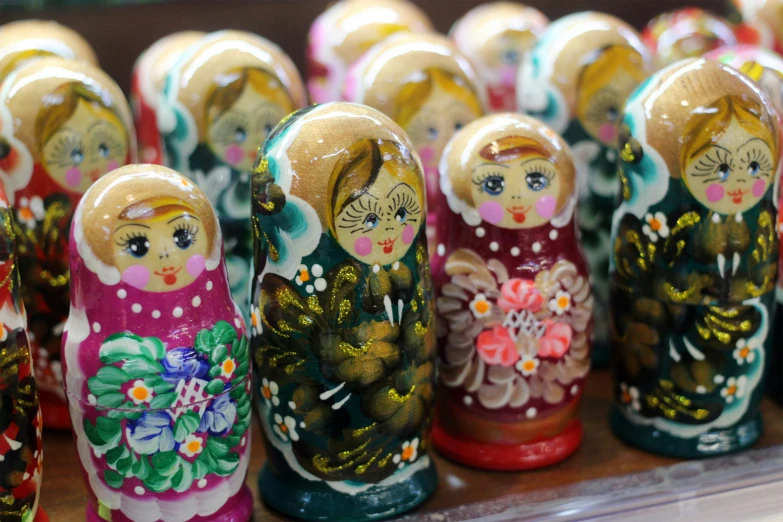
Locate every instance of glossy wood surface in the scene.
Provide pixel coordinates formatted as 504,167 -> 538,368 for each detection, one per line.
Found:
40,369 -> 783,521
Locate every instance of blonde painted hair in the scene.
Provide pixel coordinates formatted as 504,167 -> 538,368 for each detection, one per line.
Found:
326,138 -> 425,237
394,68 -> 483,129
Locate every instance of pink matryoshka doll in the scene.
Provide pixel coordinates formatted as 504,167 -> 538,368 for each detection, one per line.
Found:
63,164 -> 252,521
449,2 -> 548,112
344,32 -> 486,253
642,8 -> 737,68
0,181 -> 46,522
0,19 -> 97,84
131,31 -> 205,165
432,113 -> 593,470
306,0 -> 433,104
0,57 -> 135,430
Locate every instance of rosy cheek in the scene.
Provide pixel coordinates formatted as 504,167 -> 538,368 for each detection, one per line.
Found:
535,196 -> 557,219
752,179 -> 767,198
65,167 -> 82,187
706,183 -> 725,203
225,144 -> 244,166
186,254 -> 206,278
354,236 -> 372,257
417,146 -> 435,164
402,224 -> 414,244
121,265 -> 151,289
478,201 -> 504,225
598,123 -> 617,143
106,160 -> 119,173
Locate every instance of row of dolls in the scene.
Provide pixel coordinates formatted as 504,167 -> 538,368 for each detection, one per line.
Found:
1,4 -> 783,522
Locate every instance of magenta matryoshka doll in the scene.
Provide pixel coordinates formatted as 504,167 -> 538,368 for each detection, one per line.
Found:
63,165 -> 252,521
0,57 -> 135,430
131,31 -> 205,165
449,2 -> 548,112
0,182 -> 46,522
432,113 -> 593,470
306,0 -> 433,104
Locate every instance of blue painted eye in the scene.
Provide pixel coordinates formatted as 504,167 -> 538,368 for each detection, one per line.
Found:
482,176 -> 505,195
427,127 -> 438,140
98,143 -> 110,158
235,127 -> 247,143
127,236 -> 149,258
395,208 -> 407,223
717,163 -> 731,181
364,214 -> 379,229
502,49 -> 519,65
526,172 -> 549,191
71,148 -> 84,165
748,161 -> 761,176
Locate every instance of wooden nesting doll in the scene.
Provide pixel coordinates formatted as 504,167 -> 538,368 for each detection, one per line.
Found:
517,12 -> 653,367
449,2 -> 548,112
306,0 -> 433,104
727,0 -> 781,49
0,183 -> 46,522
0,19 -> 97,84
158,30 -> 306,316
610,58 -> 780,458
251,102 -> 437,520
131,31 -> 205,165
642,8 -> 737,68
344,32 -> 485,254
0,57 -> 135,430
432,113 -> 593,469
63,164 -> 253,521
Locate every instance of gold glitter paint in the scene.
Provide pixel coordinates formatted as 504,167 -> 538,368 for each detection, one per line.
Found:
338,339 -> 373,357
351,422 -> 377,437
388,385 -> 416,403
307,295 -> 323,314
338,299 -> 352,324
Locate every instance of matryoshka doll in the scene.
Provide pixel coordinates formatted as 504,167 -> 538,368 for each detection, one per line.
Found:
0,19 -> 97,84
63,164 -> 253,521
642,8 -> 737,68
131,31 -> 205,165
517,12 -> 652,366
158,30 -> 306,315
727,0 -> 781,49
0,182 -> 46,522
306,0 -> 433,104
433,113 -> 593,469
0,57 -> 135,429
251,102 -> 437,520
344,32 -> 485,253
610,58 -> 780,458
449,2 -> 548,112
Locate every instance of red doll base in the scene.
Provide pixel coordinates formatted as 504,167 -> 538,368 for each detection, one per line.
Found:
34,508 -> 49,522
432,416 -> 583,470
39,393 -> 71,430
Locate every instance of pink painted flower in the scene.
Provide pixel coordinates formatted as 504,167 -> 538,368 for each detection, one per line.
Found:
476,326 -> 520,367
537,321 -> 573,358
498,278 -> 543,313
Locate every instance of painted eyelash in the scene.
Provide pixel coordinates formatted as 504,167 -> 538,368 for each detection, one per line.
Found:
388,191 -> 422,216
691,149 -> 734,177
115,231 -> 148,254
472,171 -> 505,185
744,148 -> 773,173
524,165 -> 555,180
211,113 -> 250,144
174,222 -> 199,236
586,89 -> 619,121
48,134 -> 83,167
91,127 -> 124,153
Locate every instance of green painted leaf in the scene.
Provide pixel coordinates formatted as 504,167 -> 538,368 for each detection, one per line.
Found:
192,459 -> 210,480
173,411 -> 200,443
97,393 -> 126,409
214,452 -> 239,476
104,469 -> 124,489
209,366 -> 222,378
144,376 -> 175,394
206,379 -> 224,396
235,361 -> 249,378
210,345 -> 228,366
116,453 -> 133,475
101,333 -> 166,363
207,437 -> 230,457
132,456 -> 151,480
149,392 -> 176,409
144,470 -> 172,493
105,446 -> 126,467
194,330 -> 214,354
233,336 -> 248,362
226,434 -> 240,448
151,451 -> 179,476
122,358 -> 164,379
87,377 -> 121,396
172,460 -> 194,493
96,417 -> 122,446
212,321 -> 237,345
229,383 -> 245,400
83,420 -> 106,447
96,366 -> 129,386
236,397 -> 251,418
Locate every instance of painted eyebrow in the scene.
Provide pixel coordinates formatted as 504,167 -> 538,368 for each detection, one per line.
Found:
737,137 -> 767,151
87,120 -> 112,132
115,223 -> 150,231
691,143 -> 732,159
472,163 -> 509,172
167,214 -> 201,224
520,158 -> 552,167
385,182 -> 415,197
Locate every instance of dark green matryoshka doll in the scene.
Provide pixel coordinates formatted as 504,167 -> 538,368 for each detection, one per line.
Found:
250,102 -> 437,521
517,12 -> 653,365
610,58 -> 780,458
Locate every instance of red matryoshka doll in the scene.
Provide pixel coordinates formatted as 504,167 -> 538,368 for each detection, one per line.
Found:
131,32 -> 205,165
433,113 -> 593,469
449,2 -> 548,112
344,32 -> 486,252
0,20 -> 97,84
63,164 -> 252,521
0,182 -> 46,522
0,57 -> 135,429
643,8 -> 737,68
306,0 -> 433,104
728,0 -> 783,51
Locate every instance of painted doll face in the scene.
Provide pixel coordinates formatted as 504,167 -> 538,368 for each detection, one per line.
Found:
470,155 -> 563,229
579,67 -> 644,148
41,100 -> 128,193
112,210 -> 209,292
334,166 -> 423,266
485,31 -> 536,76
207,82 -> 290,172
684,117 -> 773,215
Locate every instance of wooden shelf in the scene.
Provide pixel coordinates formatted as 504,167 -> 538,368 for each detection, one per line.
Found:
40,369 -> 783,521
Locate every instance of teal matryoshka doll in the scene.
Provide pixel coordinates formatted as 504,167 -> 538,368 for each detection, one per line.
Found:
610,58 -> 780,458
517,12 -> 654,366
158,30 -> 307,314
250,102 -> 437,520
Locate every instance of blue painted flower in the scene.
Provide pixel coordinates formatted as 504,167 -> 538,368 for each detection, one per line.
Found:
161,347 -> 209,384
198,393 -> 237,437
127,411 -> 176,455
